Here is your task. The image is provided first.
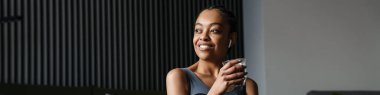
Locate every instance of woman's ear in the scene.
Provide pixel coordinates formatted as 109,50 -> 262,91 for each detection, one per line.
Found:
228,40 -> 232,48
230,32 -> 237,47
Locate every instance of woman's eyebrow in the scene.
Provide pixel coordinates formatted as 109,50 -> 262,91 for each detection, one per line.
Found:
195,23 -> 203,26
195,22 -> 223,27
210,23 -> 223,27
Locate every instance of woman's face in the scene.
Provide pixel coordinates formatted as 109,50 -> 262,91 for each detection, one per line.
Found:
193,9 -> 232,61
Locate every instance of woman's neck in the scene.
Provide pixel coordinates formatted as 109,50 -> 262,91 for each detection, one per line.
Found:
195,59 -> 224,77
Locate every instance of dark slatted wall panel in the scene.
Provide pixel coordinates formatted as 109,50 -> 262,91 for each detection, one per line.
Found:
0,0 -> 243,91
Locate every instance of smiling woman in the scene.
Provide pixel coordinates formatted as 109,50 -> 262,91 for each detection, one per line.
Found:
166,6 -> 258,95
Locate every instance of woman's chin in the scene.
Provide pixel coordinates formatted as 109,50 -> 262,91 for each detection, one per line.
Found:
196,53 -> 215,60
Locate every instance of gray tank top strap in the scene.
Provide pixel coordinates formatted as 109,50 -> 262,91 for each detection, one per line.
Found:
180,68 -> 210,95
180,68 -> 246,95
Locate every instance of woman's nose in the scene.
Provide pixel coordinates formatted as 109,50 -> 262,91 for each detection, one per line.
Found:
199,31 -> 210,41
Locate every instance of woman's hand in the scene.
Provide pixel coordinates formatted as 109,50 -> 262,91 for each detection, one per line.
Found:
208,59 -> 247,95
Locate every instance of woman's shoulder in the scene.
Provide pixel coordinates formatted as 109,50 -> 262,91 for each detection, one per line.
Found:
167,63 -> 198,80
167,68 -> 186,76
166,68 -> 187,81
245,78 -> 259,95
166,68 -> 189,94
245,78 -> 257,86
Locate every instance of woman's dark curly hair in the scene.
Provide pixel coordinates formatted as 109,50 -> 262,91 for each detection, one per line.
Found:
200,5 -> 237,33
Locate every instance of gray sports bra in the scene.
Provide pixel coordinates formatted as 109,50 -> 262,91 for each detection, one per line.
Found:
180,68 -> 245,95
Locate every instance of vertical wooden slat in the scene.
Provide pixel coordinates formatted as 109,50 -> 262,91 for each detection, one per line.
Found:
148,0 -> 153,90
126,0 -> 132,90
105,0 -> 111,89
78,0 -> 84,87
9,0 -> 16,84
173,0 -> 178,69
95,0 -> 101,88
73,0 -> 79,87
30,0 -> 36,85
131,0 -> 136,90
41,0 -> 47,86
83,0 -> 89,87
2,0 -> 7,84
137,0 -> 142,90
3,0 -> 8,84
62,0 -> 67,87
48,0 -> 52,86
18,0 -> 24,85
153,0 -> 159,89
158,0 -> 163,90
58,0 -> 62,86
36,0 -> 42,85
120,0 -> 127,90
24,0 -> 30,85
89,0 -> 95,87
14,0 -> 20,84
117,0 -> 123,89
112,0 -> 116,86
101,0 -> 106,88
0,0 -> 3,84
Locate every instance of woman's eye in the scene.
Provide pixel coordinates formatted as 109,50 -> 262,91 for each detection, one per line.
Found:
194,29 -> 202,33
210,30 -> 221,33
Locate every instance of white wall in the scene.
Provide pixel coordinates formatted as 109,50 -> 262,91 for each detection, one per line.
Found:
244,0 -> 380,95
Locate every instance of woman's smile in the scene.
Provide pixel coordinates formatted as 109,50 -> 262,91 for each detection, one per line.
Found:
197,42 -> 215,51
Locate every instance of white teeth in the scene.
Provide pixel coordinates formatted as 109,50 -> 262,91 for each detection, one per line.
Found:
199,45 -> 211,49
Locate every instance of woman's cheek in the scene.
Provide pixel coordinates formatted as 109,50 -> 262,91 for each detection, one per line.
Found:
193,37 -> 198,46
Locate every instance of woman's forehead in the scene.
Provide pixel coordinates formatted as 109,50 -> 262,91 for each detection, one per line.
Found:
196,9 -> 226,26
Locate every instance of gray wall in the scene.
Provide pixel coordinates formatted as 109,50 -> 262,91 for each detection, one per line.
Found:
244,0 -> 380,95
243,0 -> 266,95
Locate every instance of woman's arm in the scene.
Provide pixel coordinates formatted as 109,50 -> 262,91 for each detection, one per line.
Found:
166,68 -> 188,95
245,78 -> 259,95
